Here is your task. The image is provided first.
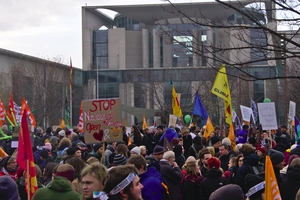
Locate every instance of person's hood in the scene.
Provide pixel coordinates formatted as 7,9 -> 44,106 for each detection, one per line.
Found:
48,176 -> 73,192
286,167 -> 300,181
243,153 -> 259,166
140,166 -> 163,182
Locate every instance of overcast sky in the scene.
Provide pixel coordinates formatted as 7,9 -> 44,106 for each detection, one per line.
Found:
0,0 -> 182,68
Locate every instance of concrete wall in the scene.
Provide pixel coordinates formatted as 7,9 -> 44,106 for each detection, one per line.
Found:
126,31 -> 143,69
108,28 -> 126,69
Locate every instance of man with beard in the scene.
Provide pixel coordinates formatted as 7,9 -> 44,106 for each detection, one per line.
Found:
199,148 -> 212,177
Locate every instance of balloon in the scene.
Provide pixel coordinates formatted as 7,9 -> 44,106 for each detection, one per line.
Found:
184,115 -> 191,124
263,98 -> 271,103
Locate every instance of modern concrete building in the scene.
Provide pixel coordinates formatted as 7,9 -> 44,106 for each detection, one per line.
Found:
81,1 -> 286,126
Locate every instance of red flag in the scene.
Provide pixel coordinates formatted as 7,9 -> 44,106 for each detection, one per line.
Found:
7,93 -> 16,126
20,98 -> 36,128
0,100 -> 5,127
77,101 -> 84,133
17,111 -> 38,199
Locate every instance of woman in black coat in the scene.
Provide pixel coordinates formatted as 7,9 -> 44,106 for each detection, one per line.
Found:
200,157 -> 228,200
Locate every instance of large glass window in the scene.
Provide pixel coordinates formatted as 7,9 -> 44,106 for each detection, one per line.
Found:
93,30 -> 108,69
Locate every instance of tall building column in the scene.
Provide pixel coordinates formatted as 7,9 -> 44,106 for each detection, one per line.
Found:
206,25 -> 214,67
153,29 -> 161,68
120,82 -> 135,126
193,29 -> 201,67
142,29 -> 149,68
163,31 -> 173,68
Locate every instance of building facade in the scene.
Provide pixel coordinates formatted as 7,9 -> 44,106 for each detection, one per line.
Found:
82,2 -> 286,126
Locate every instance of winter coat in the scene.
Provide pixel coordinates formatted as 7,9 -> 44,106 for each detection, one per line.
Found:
160,160 -> 182,200
181,172 -> 204,200
280,166 -> 300,200
187,144 -> 203,159
200,168 -> 228,200
235,153 -> 259,193
32,176 -> 80,200
140,167 -> 164,200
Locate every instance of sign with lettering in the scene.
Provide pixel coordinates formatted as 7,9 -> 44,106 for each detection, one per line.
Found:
240,105 -> 252,122
82,98 -> 122,144
168,114 -> 177,128
288,101 -> 296,120
257,102 -> 278,130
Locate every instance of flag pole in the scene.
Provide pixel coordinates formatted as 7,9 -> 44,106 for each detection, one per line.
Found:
70,58 -> 73,128
27,159 -> 30,200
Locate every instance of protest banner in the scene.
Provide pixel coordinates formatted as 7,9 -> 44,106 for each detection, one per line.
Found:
288,101 -> 296,120
83,98 -> 122,144
240,105 -> 252,122
258,102 -> 278,130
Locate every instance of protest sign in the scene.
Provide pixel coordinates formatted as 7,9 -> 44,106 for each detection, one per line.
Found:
258,102 -> 278,130
288,101 -> 296,120
83,98 -> 122,144
240,105 -> 252,122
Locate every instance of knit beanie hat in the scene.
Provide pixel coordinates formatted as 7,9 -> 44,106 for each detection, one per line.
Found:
130,147 -> 141,155
268,149 -> 285,165
171,138 -> 180,146
211,136 -> 221,146
209,184 -> 244,200
0,176 -> 21,200
50,136 -> 59,144
256,147 -> 266,154
39,149 -> 49,159
153,145 -> 165,155
113,154 -> 127,166
207,157 -> 221,169
288,154 -> 300,166
93,143 -> 103,152
244,174 -> 265,200
58,130 -> 65,137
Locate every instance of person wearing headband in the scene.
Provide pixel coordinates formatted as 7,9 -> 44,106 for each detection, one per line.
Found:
102,165 -> 143,200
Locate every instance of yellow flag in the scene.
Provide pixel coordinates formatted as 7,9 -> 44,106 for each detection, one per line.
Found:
204,116 -> 214,139
59,118 -> 66,129
265,155 -> 282,200
142,114 -> 148,130
228,123 -> 236,151
172,85 -> 182,117
211,65 -> 232,125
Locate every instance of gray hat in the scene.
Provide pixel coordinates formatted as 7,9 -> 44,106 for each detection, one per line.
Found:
153,145 -> 165,155
130,147 -> 141,155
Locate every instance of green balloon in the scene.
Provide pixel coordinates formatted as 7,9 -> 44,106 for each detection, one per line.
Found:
263,98 -> 271,103
184,115 -> 191,124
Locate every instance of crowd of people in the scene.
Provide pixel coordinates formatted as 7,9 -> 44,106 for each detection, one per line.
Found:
0,123 -> 300,200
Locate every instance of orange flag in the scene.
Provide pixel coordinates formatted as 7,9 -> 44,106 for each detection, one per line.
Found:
228,123 -> 236,151
77,101 -> 84,133
142,114 -> 147,130
204,116 -> 214,139
265,155 -> 281,200
60,119 -> 66,129
17,111 -> 38,199
7,93 -> 17,126
0,100 -> 5,127
21,98 -> 36,128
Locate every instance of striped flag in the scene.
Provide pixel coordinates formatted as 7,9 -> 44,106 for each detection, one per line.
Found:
77,101 -> 84,133
172,85 -> 182,117
20,98 -> 37,128
0,100 -> 5,127
7,93 -> 17,126
294,116 -> 300,142
265,155 -> 281,199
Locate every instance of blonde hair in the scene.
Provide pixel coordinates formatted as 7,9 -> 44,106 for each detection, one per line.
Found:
183,156 -> 198,175
207,146 -> 215,156
86,157 -> 100,165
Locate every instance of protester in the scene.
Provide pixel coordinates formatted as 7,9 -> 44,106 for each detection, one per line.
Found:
127,155 -> 165,200
102,165 -> 143,200
200,157 -> 228,200
0,175 -> 21,200
199,148 -> 212,177
65,156 -> 87,193
160,150 -> 182,200
32,164 -> 80,200
180,156 -> 204,200
80,163 -> 107,200
0,155 -> 18,180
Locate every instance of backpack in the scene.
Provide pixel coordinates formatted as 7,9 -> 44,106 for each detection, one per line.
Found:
248,163 -> 265,175
191,146 -> 199,159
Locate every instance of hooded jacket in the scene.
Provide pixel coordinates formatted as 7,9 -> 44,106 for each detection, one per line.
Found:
32,176 -> 80,200
140,167 -> 164,200
280,167 -> 300,200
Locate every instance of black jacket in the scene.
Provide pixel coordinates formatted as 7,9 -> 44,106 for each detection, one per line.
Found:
280,167 -> 300,200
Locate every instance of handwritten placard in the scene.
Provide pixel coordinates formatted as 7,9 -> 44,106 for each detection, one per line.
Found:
240,105 -> 252,122
82,98 -> 122,144
168,114 -> 177,128
257,102 -> 278,130
288,101 -> 296,120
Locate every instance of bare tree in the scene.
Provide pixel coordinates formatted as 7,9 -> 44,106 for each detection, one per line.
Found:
11,59 -> 70,127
